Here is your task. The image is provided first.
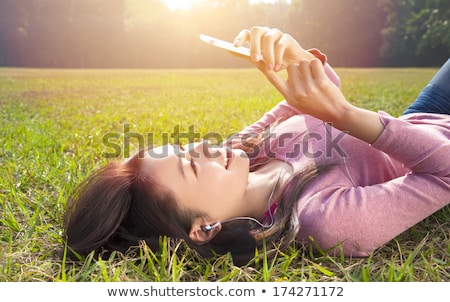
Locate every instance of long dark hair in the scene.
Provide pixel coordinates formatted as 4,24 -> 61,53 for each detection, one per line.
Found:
63,148 -> 202,259
63,123 -> 323,265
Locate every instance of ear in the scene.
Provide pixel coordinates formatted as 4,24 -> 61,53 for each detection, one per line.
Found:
188,218 -> 221,245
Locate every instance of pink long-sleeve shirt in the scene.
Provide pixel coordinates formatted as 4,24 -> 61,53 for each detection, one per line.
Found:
240,56 -> 450,257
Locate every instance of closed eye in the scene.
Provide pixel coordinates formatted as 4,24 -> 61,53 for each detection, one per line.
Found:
190,158 -> 197,175
176,143 -> 185,151
174,143 -> 196,175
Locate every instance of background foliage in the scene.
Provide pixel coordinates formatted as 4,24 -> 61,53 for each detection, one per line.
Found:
0,0 -> 448,68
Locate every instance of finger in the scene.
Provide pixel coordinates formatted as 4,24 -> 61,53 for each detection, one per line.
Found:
310,58 -> 327,81
249,26 -> 270,62
297,60 -> 312,89
274,34 -> 289,71
286,64 -> 303,91
233,29 -> 250,47
261,28 -> 283,70
260,68 -> 290,100
285,64 -> 308,106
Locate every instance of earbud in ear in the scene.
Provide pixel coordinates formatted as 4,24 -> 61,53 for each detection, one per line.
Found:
202,222 -> 220,232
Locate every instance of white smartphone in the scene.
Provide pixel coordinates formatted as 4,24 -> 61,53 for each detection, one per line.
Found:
199,34 -> 250,57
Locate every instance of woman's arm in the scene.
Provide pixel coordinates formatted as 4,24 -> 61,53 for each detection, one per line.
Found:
262,58 -> 384,144
232,27 -> 341,134
298,113 -> 450,256
233,27 -> 380,142
238,56 -> 340,135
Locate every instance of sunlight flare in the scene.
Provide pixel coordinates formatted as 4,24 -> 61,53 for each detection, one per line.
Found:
163,0 -> 198,11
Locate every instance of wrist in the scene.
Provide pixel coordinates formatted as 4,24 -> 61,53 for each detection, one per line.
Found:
336,106 -> 384,144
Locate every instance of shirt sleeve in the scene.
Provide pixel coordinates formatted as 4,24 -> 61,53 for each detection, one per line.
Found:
297,112 -> 450,257
307,48 -> 340,88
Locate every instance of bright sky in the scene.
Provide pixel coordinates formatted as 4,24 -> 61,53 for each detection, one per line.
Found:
163,0 -> 291,11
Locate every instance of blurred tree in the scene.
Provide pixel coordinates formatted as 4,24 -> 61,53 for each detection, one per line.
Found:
29,0 -> 72,67
287,0 -> 386,67
0,0 -> 447,67
123,0 -> 171,68
379,0 -> 449,66
0,0 -> 31,66
64,0 -> 126,67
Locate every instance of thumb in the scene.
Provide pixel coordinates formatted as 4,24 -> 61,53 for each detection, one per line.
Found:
259,67 -> 289,99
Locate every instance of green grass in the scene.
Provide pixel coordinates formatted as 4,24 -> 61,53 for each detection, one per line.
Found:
0,67 -> 448,282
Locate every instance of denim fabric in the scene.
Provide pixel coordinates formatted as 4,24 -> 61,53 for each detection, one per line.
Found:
403,58 -> 450,115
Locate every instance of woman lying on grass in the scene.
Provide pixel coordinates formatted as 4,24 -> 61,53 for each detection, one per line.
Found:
63,26 -> 450,265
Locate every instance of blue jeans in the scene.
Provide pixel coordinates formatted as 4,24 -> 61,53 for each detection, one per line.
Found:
403,58 -> 450,115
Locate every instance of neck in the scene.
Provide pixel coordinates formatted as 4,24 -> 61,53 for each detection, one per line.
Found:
242,160 -> 292,219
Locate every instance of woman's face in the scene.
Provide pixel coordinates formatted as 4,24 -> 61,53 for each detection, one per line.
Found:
138,141 -> 250,221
